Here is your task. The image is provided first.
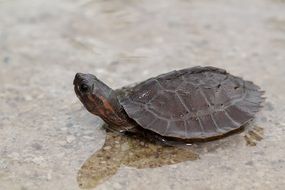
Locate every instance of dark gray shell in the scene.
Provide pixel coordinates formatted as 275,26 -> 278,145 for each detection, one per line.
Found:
118,66 -> 264,140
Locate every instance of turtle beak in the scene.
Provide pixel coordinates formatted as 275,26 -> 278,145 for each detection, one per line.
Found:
73,73 -> 85,85
73,73 -> 97,85
73,73 -> 86,100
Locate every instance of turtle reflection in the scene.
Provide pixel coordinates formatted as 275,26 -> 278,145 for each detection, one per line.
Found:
77,131 -> 199,189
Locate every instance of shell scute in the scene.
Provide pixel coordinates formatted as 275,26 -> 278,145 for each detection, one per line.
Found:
212,111 -> 239,131
129,79 -> 161,104
133,109 -> 156,126
166,120 -> 187,138
148,118 -> 169,135
199,115 -> 221,137
226,106 -> 253,124
149,91 -> 189,118
185,118 -> 203,137
157,75 -> 184,90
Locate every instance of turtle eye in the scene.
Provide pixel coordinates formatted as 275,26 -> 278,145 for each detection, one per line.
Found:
79,83 -> 90,93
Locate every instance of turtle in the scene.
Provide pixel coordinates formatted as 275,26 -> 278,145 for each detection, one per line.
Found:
73,66 -> 264,145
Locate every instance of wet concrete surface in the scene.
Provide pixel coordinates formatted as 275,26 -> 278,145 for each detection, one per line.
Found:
77,130 -> 199,189
0,0 -> 285,189
77,126 -> 265,189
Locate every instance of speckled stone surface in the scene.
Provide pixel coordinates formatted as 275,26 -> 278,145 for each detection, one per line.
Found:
0,0 -> 285,189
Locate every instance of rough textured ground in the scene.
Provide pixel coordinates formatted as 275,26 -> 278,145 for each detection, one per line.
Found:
0,0 -> 285,189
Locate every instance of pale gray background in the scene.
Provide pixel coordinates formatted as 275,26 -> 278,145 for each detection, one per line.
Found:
0,0 -> 284,189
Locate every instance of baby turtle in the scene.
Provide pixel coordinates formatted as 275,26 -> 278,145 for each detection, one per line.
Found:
73,66 -> 264,145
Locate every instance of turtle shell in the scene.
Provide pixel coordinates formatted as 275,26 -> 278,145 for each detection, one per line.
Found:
118,66 -> 264,140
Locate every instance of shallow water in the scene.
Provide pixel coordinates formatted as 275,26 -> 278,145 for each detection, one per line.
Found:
77,131 -> 199,189
77,125 -> 263,189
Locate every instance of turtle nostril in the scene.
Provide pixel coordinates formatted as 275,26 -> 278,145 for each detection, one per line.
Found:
75,73 -> 85,79
79,83 -> 89,93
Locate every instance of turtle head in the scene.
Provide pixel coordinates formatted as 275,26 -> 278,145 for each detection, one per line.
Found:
73,73 -> 130,129
73,73 -> 115,115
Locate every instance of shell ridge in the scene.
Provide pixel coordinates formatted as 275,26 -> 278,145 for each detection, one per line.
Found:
146,118 -> 158,129
225,107 -> 255,128
197,117 -> 205,136
220,75 -> 230,85
197,87 -> 223,134
214,111 -> 235,131
198,87 -> 213,109
210,113 -> 225,133
180,66 -> 227,75
174,80 -> 185,90
225,81 -> 263,115
224,110 -> 241,127
146,91 -> 161,104
243,96 -> 264,105
121,97 -> 143,106
162,121 -> 170,136
183,120 -> 188,138
146,107 -> 168,121
154,78 -> 166,90
175,91 -> 191,114
224,90 -> 248,110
